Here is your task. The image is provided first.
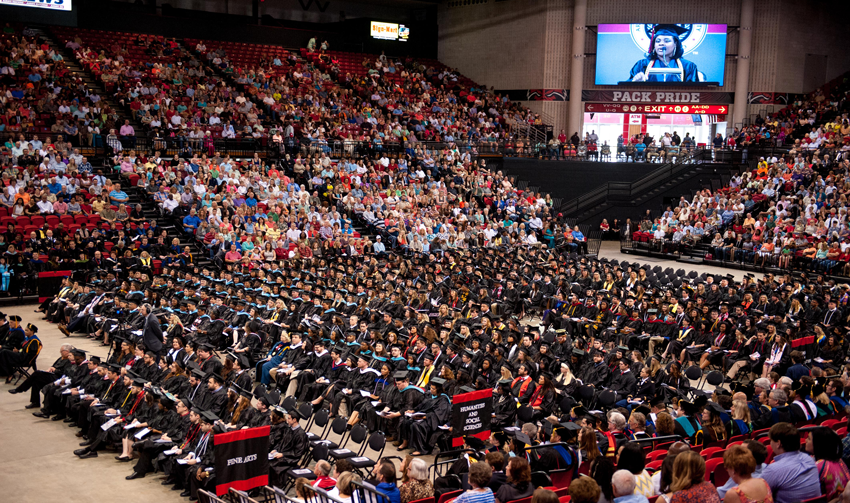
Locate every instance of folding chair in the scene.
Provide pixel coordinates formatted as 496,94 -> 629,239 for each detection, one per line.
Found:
306,408 -> 331,442
329,424 -> 368,462
312,416 -> 349,450
349,431 -> 387,474
284,444 -> 329,492
11,340 -> 41,385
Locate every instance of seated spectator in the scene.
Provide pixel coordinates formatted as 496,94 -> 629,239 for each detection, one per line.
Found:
569,477 -> 602,503
494,457 -> 533,503
612,470 -> 649,503
617,443 -> 655,497
669,451 -> 720,503
375,460 -> 401,503
336,472 -> 362,503
531,489 -> 559,503
761,423 -> 821,503
806,427 -> 850,501
312,459 -> 336,490
592,457 -> 616,503
722,444 -> 772,503
717,440 -> 768,499
400,458 -> 433,503
453,462 -> 494,503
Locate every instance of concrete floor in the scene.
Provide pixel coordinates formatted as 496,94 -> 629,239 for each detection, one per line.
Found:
2,246 -> 727,502
598,241 -> 750,282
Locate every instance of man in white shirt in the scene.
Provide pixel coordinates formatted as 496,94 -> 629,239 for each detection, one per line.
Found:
37,194 -> 55,213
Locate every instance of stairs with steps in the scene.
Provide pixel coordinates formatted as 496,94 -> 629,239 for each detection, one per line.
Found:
567,162 -> 746,226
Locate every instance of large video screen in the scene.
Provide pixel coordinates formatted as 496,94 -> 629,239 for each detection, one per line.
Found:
370,21 -> 409,42
595,24 -> 727,85
0,0 -> 71,10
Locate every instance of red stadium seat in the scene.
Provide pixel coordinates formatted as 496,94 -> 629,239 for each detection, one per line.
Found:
704,458 -> 725,481
646,450 -> 668,462
646,460 -> 663,472
712,463 -> 730,486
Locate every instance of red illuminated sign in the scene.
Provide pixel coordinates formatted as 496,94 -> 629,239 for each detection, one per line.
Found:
585,103 -> 728,114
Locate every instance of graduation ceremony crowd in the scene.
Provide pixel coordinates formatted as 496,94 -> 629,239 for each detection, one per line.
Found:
2,23 -> 850,503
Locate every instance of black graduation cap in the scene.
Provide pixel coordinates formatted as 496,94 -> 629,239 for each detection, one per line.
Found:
572,348 -> 585,357
464,435 -> 486,450
71,348 -> 86,358
422,352 -> 435,361
286,407 -> 304,420
132,377 -> 149,387
26,323 -> 38,333
679,399 -> 698,416
393,371 -> 410,380
190,367 -> 207,379
633,404 -> 652,416
199,410 -> 219,424
554,421 -> 581,439
572,405 -> 588,417
514,432 -> 531,446
106,363 -> 122,372
650,396 -> 666,408
705,401 -> 726,416
9,315 -> 22,322
208,373 -> 225,385
430,377 -> 446,387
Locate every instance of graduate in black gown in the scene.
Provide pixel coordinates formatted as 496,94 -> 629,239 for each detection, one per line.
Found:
407,376 -> 452,456
268,406 -> 309,488
0,321 -> 41,378
127,396 -> 196,480
491,378 -> 518,429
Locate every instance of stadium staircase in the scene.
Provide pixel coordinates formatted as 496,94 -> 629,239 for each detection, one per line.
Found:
560,150 -> 747,226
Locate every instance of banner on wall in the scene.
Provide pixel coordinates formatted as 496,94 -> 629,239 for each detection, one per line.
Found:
214,426 -> 270,496
450,389 -> 492,447
0,0 -> 72,10
586,103 -> 728,114
582,90 -> 733,104
747,92 -> 796,105
494,89 -> 570,102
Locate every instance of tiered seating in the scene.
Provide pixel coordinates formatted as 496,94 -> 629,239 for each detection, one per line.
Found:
50,27 -> 180,65
188,39 -> 291,77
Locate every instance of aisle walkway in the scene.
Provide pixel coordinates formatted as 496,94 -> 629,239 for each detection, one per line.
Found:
598,241 -> 749,282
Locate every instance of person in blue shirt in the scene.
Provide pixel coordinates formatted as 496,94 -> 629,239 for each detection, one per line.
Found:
182,209 -> 201,234
572,226 -> 587,254
634,142 -> 646,161
785,351 -> 810,381
761,423 -> 822,503
109,187 -> 129,204
374,461 -> 401,503
47,179 -> 63,194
